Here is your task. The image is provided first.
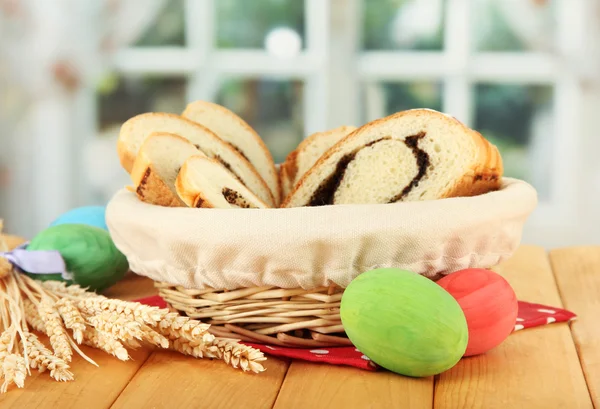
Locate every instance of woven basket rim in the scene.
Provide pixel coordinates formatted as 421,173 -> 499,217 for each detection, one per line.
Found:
157,281 -> 352,348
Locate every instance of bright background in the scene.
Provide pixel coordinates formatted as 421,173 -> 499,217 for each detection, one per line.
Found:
1,0 -> 599,248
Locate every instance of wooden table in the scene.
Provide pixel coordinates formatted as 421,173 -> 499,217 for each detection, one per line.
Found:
1,236 -> 598,408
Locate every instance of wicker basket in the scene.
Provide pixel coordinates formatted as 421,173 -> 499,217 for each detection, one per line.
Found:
155,282 -> 353,347
108,178 -> 537,345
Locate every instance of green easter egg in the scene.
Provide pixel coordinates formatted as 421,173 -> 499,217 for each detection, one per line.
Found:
340,268 -> 468,377
26,224 -> 129,292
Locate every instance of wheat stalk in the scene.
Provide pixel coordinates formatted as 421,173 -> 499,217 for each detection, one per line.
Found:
169,332 -> 216,359
140,324 -> 169,348
1,354 -> 27,393
23,332 -> 73,381
38,298 -> 73,363
78,298 -> 166,326
0,329 -> 11,354
86,311 -> 144,343
0,264 -> 267,393
23,299 -> 45,333
81,328 -> 129,361
55,299 -> 86,344
157,312 -> 212,341
39,281 -> 96,298
170,335 -> 266,374
0,329 -> 12,379
0,258 -> 12,280
209,338 -> 266,374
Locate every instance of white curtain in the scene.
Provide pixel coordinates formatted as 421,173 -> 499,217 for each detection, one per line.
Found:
0,0 -> 166,237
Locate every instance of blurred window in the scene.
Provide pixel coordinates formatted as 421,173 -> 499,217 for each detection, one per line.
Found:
474,84 -> 554,201
362,81 -> 443,123
473,0 -> 557,52
216,0 -> 306,49
98,75 -> 187,133
215,78 -> 304,164
362,0 -> 445,51
134,0 -> 186,46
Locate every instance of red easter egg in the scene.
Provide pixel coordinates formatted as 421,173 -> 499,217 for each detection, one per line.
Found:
436,268 -> 518,356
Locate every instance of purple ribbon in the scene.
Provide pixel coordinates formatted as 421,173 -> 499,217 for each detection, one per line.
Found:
0,242 -> 72,280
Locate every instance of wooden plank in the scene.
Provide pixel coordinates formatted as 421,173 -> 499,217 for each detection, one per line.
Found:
111,350 -> 290,409
550,246 -> 600,407
0,338 -> 151,409
103,274 -> 157,301
435,245 -> 593,409
273,362 -> 433,409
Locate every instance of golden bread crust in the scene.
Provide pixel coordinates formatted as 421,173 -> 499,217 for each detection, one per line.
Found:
129,132 -> 201,208
118,112 -> 275,207
182,101 -> 280,204
279,150 -> 299,201
131,164 -> 186,207
175,156 -> 270,209
174,160 -> 215,208
281,109 -> 503,208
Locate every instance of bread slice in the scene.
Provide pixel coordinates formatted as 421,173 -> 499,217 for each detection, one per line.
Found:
176,155 -> 270,209
118,113 -> 275,207
130,133 -> 205,207
280,125 -> 357,200
182,101 -> 280,204
281,109 -> 503,208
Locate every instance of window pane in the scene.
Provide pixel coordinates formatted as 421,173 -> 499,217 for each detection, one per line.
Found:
89,75 -> 188,205
134,0 -> 185,47
215,78 -> 304,164
97,74 -> 187,131
473,0 -> 556,52
216,0 -> 305,52
362,0 -> 445,51
474,84 -> 554,200
363,81 -> 443,123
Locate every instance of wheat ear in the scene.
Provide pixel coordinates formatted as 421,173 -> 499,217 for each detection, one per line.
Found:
23,299 -> 45,333
157,312 -> 211,341
23,332 -> 73,381
208,338 -> 266,374
38,298 -> 73,363
55,299 -> 86,344
1,354 -> 27,392
81,328 -> 129,361
86,311 -> 144,343
78,298 -> 167,326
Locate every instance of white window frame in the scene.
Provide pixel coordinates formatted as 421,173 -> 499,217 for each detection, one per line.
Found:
85,0 -> 588,244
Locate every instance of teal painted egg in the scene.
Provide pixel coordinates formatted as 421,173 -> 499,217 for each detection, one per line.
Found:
340,268 -> 468,377
50,206 -> 107,231
26,224 -> 128,292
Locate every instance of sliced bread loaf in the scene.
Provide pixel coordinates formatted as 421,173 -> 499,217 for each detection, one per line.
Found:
118,113 -> 276,207
182,101 -> 280,204
281,109 -> 503,208
130,133 -> 205,207
280,125 -> 357,200
175,155 -> 270,209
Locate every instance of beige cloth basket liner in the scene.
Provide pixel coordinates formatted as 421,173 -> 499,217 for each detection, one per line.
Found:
106,177 -> 537,291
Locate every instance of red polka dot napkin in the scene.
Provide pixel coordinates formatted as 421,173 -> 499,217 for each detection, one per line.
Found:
135,295 -> 576,371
